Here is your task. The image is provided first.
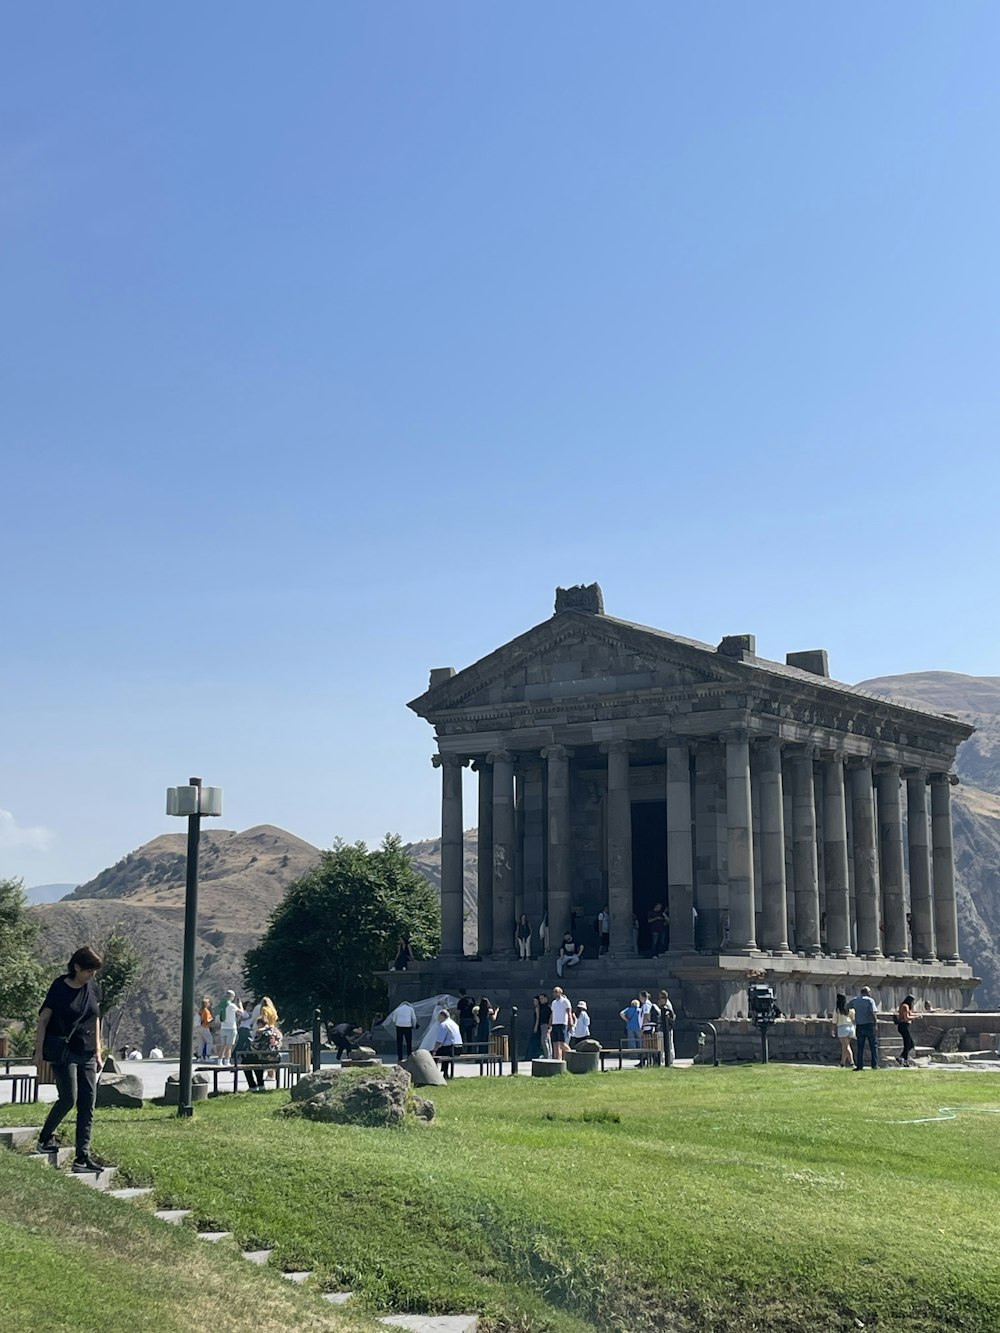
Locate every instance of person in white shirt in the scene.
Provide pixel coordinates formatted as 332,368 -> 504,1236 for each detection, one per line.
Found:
549,986 -> 573,1059
389,1001 -> 418,1063
570,1000 -> 591,1046
148,1046 -> 164,1060
429,1008 -> 463,1080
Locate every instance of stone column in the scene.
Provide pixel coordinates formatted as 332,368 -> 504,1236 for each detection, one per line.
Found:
849,760 -> 882,957
602,740 -> 635,956
724,731 -> 757,953
930,773 -> 960,963
876,763 -> 908,958
473,760 -> 494,957
822,754 -> 852,957
488,750 -> 515,956
754,738 -> 789,953
542,745 -> 573,950
664,739 -> 695,951
432,753 -> 467,956
906,772 -> 934,961
788,748 -> 821,955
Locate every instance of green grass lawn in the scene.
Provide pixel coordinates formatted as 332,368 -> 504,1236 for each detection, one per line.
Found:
3,1065 -> 1000,1331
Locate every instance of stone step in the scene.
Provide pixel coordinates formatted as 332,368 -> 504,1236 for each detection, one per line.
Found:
281,1271 -> 312,1283
0,1127 -> 39,1150
29,1148 -> 75,1168
322,1293 -> 354,1305
241,1249 -> 273,1264
379,1317 -> 479,1332
197,1231 -> 233,1242
153,1208 -> 192,1224
107,1187 -> 154,1201
70,1166 -> 119,1190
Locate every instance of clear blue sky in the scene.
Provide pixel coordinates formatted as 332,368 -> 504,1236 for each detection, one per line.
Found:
3,4 -> 999,886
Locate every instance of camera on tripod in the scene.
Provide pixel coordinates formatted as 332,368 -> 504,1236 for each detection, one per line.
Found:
747,984 -> 781,1031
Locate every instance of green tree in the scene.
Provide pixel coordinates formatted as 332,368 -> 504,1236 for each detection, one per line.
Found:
0,877 -> 47,1054
97,925 -> 145,1052
244,835 -> 440,1029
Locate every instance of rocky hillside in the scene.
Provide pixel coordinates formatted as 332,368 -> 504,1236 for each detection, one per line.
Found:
403,831 -> 478,952
861,672 -> 1000,1004
30,826 -> 321,1053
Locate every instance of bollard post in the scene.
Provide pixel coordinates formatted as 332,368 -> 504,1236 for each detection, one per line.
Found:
312,1009 -> 322,1071
509,1005 -> 518,1075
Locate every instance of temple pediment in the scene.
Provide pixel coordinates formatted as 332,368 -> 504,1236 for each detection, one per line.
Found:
408,611 -> 745,718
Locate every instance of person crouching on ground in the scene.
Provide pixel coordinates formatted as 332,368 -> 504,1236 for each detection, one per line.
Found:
329,1022 -> 363,1060
34,945 -> 106,1172
550,986 -> 573,1060
430,1007 -> 462,1080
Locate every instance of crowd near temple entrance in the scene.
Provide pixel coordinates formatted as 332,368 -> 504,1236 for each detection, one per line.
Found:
396,585 -> 978,1023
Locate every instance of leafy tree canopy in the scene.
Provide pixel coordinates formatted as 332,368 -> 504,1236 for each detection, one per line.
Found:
0,877 -> 47,1052
97,925 -> 145,1051
244,835 -> 440,1030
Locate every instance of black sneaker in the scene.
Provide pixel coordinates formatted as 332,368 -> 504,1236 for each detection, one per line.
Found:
36,1138 -> 59,1154
71,1156 -> 103,1173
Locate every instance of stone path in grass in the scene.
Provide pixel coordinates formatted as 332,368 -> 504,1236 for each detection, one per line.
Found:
0,1126 -> 478,1332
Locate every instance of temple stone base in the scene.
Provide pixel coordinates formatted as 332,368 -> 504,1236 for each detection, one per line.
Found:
382,953 -> 978,1048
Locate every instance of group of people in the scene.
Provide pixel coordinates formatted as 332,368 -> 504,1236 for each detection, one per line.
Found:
596,902 -> 670,956
619,989 -> 676,1062
527,987 -> 590,1059
832,987 -> 918,1070
194,990 -> 283,1089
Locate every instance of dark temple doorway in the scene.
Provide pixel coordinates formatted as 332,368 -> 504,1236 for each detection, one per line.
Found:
631,801 -> 668,954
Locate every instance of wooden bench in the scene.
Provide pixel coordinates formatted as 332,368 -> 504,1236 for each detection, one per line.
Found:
0,1071 -> 38,1103
197,1063 -> 305,1095
599,1034 -> 664,1070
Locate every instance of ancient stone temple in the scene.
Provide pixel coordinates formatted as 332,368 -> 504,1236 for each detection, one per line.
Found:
400,584 -> 978,1020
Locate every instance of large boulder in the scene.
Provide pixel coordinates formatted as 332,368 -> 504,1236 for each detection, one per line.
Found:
404,1050 -> 446,1087
102,1055 -> 124,1076
285,1064 -> 432,1128
96,1072 -> 144,1108
574,1038 -> 602,1055
291,1068 -> 341,1102
345,1046 -> 378,1065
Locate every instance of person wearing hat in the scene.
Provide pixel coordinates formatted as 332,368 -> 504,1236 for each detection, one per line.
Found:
570,999 -> 591,1047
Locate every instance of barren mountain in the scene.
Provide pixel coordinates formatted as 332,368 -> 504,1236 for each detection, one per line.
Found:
861,672 -> 1000,1004
30,826 -> 321,1052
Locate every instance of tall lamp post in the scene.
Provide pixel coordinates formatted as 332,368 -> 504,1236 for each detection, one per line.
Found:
166,777 -> 223,1117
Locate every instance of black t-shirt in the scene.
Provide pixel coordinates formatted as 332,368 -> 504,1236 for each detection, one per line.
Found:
40,977 -> 100,1055
538,1002 -> 552,1025
457,996 -> 475,1019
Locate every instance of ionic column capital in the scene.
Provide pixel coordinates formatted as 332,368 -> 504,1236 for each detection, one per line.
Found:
540,744 -> 574,762
486,749 -> 514,766
929,770 -> 959,786
873,760 -> 901,777
432,753 -> 468,770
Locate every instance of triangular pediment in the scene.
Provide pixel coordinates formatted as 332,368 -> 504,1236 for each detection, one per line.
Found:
409,612 -> 745,717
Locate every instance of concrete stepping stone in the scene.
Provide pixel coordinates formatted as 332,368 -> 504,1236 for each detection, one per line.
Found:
107,1187 -> 153,1200
153,1209 -> 192,1224
322,1293 -> 354,1304
71,1167 -> 119,1190
29,1147 -> 74,1167
0,1127 -> 39,1150
241,1249 -> 273,1264
281,1271 -> 312,1283
379,1318 -> 479,1332
197,1231 -> 233,1242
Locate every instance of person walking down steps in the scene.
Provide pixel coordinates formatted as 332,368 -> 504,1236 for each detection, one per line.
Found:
34,946 -> 108,1173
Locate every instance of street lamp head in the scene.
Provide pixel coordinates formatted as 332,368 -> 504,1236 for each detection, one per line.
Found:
166,785 -> 223,817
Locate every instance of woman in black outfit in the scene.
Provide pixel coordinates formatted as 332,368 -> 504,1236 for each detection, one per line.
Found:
34,945 -> 105,1171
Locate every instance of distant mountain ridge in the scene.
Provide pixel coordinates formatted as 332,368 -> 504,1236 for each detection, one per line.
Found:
24,883 -> 77,906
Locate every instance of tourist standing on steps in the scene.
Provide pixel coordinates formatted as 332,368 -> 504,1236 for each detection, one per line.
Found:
557,933 -> 583,978
429,1008 -> 462,1079
537,992 -> 553,1058
833,993 -> 856,1068
550,986 -> 572,1060
515,913 -> 533,960
34,945 -> 105,1172
597,906 -> 610,955
570,999 -> 590,1046
456,989 -> 477,1046
648,902 -> 669,957
849,986 -> 879,1070
389,999 -> 418,1062
896,994 -> 917,1067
